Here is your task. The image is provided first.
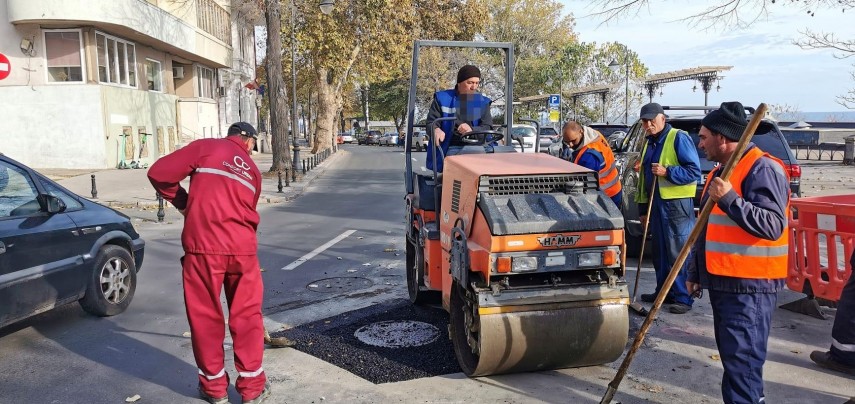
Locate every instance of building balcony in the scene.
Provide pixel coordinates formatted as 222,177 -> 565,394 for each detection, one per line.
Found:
7,0 -> 231,68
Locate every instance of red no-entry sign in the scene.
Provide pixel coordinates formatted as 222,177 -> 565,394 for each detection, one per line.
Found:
0,53 -> 10,81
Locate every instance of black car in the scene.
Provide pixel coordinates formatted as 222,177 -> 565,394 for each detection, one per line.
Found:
0,154 -> 145,329
614,107 -> 801,252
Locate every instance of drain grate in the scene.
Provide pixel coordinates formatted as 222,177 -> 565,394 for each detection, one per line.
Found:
354,320 -> 440,348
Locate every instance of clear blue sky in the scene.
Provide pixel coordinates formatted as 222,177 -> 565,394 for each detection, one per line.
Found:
560,1 -> 855,112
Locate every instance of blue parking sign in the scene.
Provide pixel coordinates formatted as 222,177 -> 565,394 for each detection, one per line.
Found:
548,94 -> 560,109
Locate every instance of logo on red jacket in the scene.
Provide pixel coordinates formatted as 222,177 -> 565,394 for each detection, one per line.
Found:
223,156 -> 253,180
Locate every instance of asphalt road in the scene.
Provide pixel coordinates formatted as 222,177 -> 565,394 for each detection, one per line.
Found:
1,145 -> 853,403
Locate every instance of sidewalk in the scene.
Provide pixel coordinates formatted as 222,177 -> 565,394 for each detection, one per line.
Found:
47,149 -> 344,224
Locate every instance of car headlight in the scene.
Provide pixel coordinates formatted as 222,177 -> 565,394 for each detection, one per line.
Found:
577,252 -> 602,268
511,257 -> 538,273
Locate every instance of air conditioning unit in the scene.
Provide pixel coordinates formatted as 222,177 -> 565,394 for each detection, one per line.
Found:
172,66 -> 184,79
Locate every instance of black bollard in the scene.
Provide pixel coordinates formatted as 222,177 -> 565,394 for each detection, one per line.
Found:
90,174 -> 98,199
277,170 -> 284,192
302,159 -> 306,174
285,167 -> 291,187
156,193 -> 165,222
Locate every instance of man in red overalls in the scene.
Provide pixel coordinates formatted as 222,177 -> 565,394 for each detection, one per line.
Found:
148,122 -> 269,404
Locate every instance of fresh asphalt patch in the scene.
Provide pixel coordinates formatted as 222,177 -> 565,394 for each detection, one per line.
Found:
273,299 -> 460,383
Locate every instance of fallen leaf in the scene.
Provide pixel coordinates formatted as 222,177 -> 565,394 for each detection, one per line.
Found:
182,331 -> 191,338
357,236 -> 364,239
383,248 -> 398,252
260,268 -> 266,272
125,394 -> 141,402
791,350 -> 801,354
337,257 -> 343,260
710,354 -> 720,361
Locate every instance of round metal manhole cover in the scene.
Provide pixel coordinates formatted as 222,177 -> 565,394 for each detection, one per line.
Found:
353,320 -> 440,348
306,277 -> 373,293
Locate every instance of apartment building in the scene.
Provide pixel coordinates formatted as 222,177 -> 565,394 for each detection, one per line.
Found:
0,0 -> 258,169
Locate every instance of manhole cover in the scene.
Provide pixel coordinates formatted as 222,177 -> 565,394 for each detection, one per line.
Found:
354,320 -> 440,348
307,277 -> 373,293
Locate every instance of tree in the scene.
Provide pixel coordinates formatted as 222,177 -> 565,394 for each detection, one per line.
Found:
263,0 -> 292,173
796,30 -> 855,108
297,0 -> 487,153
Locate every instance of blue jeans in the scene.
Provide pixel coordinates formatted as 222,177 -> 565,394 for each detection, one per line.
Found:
710,290 -> 776,404
649,197 -> 695,306
831,257 -> 855,365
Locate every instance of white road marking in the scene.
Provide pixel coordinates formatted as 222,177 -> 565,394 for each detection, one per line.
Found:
282,229 -> 357,270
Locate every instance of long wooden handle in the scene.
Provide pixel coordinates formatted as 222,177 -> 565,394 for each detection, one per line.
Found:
600,103 -> 769,404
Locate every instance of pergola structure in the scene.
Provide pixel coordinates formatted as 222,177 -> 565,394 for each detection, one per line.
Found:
644,66 -> 732,106
518,84 -> 618,123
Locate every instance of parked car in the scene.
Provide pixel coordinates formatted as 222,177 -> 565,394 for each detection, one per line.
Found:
378,133 -> 396,146
362,130 -> 383,145
589,123 -> 631,141
509,125 -> 538,153
538,126 -> 559,150
411,131 -> 428,151
336,134 -> 344,144
0,154 -> 145,329
613,106 -> 801,252
340,133 -> 355,144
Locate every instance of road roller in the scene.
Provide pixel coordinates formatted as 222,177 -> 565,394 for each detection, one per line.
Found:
403,40 -> 629,376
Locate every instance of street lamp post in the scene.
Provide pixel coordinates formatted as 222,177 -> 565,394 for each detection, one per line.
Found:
290,0 -> 336,177
608,46 -> 629,124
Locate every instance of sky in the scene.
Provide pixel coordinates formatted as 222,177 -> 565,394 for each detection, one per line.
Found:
559,0 -> 855,113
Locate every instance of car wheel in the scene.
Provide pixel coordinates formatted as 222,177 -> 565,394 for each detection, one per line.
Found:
79,244 -> 137,317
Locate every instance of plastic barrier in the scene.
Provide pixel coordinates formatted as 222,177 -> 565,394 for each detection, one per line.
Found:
783,194 -> 855,319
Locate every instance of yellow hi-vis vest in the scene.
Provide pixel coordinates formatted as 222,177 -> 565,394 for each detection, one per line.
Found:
635,127 -> 697,203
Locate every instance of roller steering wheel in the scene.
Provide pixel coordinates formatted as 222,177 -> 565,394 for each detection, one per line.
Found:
457,129 -> 505,145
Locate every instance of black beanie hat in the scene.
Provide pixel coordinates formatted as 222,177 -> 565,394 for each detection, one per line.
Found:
702,101 -> 747,141
456,65 -> 481,83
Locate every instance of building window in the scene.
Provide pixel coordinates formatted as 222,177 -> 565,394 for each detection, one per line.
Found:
96,32 -> 137,87
146,59 -> 162,92
196,65 -> 214,99
44,30 -> 84,82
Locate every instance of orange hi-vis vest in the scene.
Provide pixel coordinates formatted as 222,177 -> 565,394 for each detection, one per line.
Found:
703,147 -> 790,279
575,134 -> 622,198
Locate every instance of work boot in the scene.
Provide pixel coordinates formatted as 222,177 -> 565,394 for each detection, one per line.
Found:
198,386 -> 230,404
810,350 -> 855,376
668,303 -> 692,314
242,383 -> 271,404
640,293 -> 674,304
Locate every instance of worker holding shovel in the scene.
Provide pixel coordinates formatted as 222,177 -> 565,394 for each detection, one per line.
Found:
686,101 -> 791,404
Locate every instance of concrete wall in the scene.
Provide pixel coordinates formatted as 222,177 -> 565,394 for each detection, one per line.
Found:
179,99 -> 219,141
0,85 -> 104,168
102,85 -> 178,168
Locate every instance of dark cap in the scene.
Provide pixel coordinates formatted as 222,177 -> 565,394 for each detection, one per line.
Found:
639,103 -> 665,120
227,122 -> 257,138
701,101 -> 748,141
456,65 -> 481,84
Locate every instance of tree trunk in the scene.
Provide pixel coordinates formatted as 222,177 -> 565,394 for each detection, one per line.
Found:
313,67 -> 336,153
264,0 -> 291,172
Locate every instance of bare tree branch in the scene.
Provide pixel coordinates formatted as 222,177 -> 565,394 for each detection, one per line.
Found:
796,29 -> 855,58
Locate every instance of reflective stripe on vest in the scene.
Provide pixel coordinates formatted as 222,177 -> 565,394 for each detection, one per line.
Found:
636,128 -> 696,202
575,133 -> 623,198
703,147 -> 789,279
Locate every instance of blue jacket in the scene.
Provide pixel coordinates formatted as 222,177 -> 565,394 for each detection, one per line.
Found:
638,123 -> 701,212
687,144 -> 790,293
425,89 -> 492,171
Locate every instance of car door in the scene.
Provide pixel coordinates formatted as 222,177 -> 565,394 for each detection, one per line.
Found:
616,122 -> 647,237
0,158 -> 84,327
